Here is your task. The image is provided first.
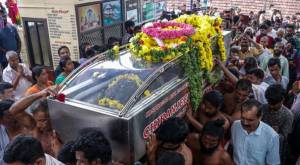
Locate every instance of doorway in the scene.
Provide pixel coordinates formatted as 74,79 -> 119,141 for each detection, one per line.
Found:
23,18 -> 52,68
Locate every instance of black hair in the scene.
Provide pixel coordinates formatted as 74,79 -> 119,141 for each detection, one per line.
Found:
203,90 -> 224,109
156,117 -> 189,144
265,84 -> 286,105
228,67 -> 240,79
259,23 -> 269,30
287,38 -> 297,47
241,99 -> 263,118
30,99 -> 48,115
31,65 -> 45,84
57,141 -> 76,164
107,37 -> 120,49
3,136 -> 45,164
201,119 -> 225,139
59,56 -> 72,71
244,56 -> 258,73
73,129 -> 112,164
264,20 -> 272,27
247,68 -> 265,80
236,79 -> 252,91
125,20 -> 135,30
134,25 -> 141,33
268,58 -> 281,68
0,82 -> 13,94
230,46 -> 240,53
286,24 -> 296,30
0,100 -> 14,118
157,151 -> 185,165
57,46 -> 69,55
79,42 -> 92,58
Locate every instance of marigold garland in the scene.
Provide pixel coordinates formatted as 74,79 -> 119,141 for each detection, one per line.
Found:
98,73 -> 151,110
174,14 -> 226,71
127,15 -> 227,111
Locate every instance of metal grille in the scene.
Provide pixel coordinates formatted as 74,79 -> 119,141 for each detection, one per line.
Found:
103,24 -> 123,44
79,30 -> 104,46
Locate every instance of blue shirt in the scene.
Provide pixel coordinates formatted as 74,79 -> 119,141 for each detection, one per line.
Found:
0,24 -> 19,63
231,120 -> 280,165
264,75 -> 289,90
0,125 -> 10,165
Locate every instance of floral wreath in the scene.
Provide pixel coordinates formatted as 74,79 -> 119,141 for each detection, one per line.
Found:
142,22 -> 195,40
99,73 -> 151,110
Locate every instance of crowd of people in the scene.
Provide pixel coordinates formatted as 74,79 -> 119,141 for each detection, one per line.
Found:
1,3 -> 300,165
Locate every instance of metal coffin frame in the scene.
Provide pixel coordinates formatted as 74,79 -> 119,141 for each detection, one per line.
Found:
48,53 -> 187,164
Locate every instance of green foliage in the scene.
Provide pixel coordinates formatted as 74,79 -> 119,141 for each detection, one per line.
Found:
179,39 -> 203,111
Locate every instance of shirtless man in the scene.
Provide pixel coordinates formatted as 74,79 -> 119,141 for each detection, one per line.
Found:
224,79 -> 252,120
147,117 -> 193,165
186,90 -> 230,133
198,120 -> 234,165
0,100 -> 26,164
8,88 -> 62,156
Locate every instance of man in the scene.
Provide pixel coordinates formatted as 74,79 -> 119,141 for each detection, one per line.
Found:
54,46 -> 79,77
262,84 -> 294,164
187,90 -> 230,133
224,79 -> 252,120
262,42 -> 289,79
245,68 -> 269,104
72,129 -> 112,165
198,120 -> 234,165
152,117 -> 192,165
0,9 -> 21,69
3,135 -> 63,165
2,51 -> 32,100
122,20 -> 135,45
231,99 -> 280,165
276,28 -> 287,45
236,34 -> 263,60
264,58 -> 289,90
9,88 -> 62,156
256,23 -> 275,49
57,141 -> 76,165
258,36 -> 273,66
289,109 -> 300,164
285,24 -> 300,53
0,82 -> 14,101
264,20 -> 277,39
0,100 -> 25,165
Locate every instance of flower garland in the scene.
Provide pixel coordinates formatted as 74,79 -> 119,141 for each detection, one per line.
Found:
99,73 -> 151,110
175,15 -> 227,71
142,22 -> 195,40
108,73 -> 143,89
129,32 -> 189,63
107,45 -> 120,60
98,98 -> 124,110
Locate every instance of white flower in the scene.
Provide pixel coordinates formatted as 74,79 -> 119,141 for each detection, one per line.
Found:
143,22 -> 154,28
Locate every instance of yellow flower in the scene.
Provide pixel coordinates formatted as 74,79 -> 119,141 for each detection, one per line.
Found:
144,90 -> 151,96
145,55 -> 152,61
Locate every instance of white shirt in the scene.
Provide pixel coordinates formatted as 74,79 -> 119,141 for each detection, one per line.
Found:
258,48 -> 273,66
2,63 -> 32,100
45,154 -> 64,165
231,121 -> 280,165
252,82 -> 269,104
256,29 -> 277,39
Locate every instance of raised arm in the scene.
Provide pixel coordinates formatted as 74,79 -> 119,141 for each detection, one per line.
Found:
9,88 -> 55,130
215,58 -> 238,84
